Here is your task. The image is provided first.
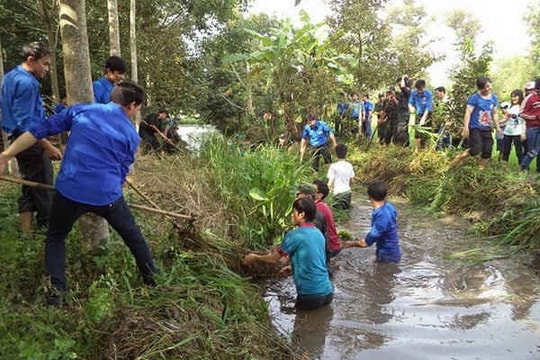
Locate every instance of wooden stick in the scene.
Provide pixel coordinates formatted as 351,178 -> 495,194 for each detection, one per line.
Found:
125,178 -> 160,209
0,175 -> 54,190
129,203 -> 195,220
0,175 -> 196,221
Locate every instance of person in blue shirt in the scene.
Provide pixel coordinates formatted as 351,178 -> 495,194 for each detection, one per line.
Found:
0,42 -> 62,235
362,94 -> 374,139
450,77 -> 503,168
54,92 -> 68,114
343,180 -> 401,263
349,92 -> 363,135
300,112 -> 337,172
335,92 -> 350,136
92,55 -> 126,104
408,79 -> 434,152
0,81 -> 157,306
243,197 -> 334,311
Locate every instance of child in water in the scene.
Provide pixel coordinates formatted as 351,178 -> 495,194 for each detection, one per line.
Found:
343,180 -> 401,262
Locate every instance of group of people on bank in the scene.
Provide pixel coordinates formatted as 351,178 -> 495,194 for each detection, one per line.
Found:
0,42 -> 157,305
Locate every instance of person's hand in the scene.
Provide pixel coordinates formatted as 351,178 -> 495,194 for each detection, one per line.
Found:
242,253 -> 257,266
277,265 -> 292,277
44,145 -> 63,161
462,127 -> 470,139
419,118 -> 426,126
521,133 -> 526,142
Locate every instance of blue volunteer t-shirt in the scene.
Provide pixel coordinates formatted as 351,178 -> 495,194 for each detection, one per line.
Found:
302,120 -> 333,147
28,103 -> 140,206
467,93 -> 498,130
0,65 -> 46,134
408,89 -> 433,115
279,224 -> 333,297
92,76 -> 114,104
365,202 -> 401,263
363,101 -> 374,119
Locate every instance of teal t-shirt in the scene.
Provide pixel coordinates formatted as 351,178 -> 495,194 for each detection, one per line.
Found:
279,224 -> 333,297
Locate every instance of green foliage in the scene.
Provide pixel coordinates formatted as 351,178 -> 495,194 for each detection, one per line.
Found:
198,136 -> 311,248
525,1 -> 540,73
445,10 -> 494,140
492,56 -> 536,100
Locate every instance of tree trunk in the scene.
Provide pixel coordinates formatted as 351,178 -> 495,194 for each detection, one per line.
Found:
107,0 -> 121,56
130,0 -> 141,131
59,0 -> 110,248
39,0 -> 60,104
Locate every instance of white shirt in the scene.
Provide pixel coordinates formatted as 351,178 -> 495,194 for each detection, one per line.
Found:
504,104 -> 525,136
327,160 -> 355,195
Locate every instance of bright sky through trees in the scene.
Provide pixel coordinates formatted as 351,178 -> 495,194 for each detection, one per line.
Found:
248,0 -> 531,86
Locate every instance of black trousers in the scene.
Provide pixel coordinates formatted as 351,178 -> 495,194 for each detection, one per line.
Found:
46,192 -> 157,292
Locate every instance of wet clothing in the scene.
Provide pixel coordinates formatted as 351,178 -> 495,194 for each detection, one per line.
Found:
92,76 -> 114,104
365,202 -> 401,263
314,199 -> 341,253
278,224 -> 333,299
1,65 -> 53,222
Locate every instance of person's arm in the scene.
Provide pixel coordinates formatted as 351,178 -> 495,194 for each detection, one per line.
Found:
328,133 -> 337,148
300,138 -> 308,162
242,247 -> 282,265
462,105 -> 474,139
0,132 -> 39,173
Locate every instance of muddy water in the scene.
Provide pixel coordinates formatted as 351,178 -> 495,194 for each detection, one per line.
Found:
266,198 -> 540,360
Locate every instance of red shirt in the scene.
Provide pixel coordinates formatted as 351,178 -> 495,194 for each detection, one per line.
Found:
314,200 -> 341,251
521,93 -> 540,128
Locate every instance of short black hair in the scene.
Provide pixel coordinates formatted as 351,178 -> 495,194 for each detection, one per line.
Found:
415,79 -> 426,89
292,197 -> 317,222
313,179 -> 329,200
435,86 -> 446,93
22,42 -> 51,62
157,109 -> 169,115
476,77 -> 491,90
335,143 -> 348,159
367,180 -> 387,201
110,80 -> 145,106
105,56 -> 126,74
306,112 -> 317,121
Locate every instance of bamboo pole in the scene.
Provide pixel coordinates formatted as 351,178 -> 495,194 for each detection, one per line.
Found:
0,176 -> 195,220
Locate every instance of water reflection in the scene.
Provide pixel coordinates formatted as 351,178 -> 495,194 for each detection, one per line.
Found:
292,305 -> 334,359
267,198 -> 540,359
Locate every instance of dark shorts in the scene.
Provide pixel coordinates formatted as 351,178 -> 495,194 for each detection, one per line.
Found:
14,141 -> 54,225
469,128 -> 493,158
296,292 -> 333,311
332,191 -> 351,210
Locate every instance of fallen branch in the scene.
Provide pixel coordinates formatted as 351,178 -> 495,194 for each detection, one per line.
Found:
0,175 -> 196,221
0,175 -> 54,190
129,203 -> 195,220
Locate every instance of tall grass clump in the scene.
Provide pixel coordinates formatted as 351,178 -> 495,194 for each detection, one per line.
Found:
199,136 -> 311,248
0,150 -> 299,359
